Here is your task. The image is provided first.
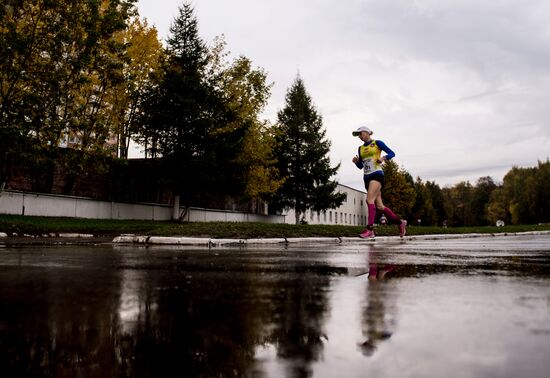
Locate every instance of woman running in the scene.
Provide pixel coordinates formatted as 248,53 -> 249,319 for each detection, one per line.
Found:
352,125 -> 407,239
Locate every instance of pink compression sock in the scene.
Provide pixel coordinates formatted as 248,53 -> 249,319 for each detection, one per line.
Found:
383,207 -> 401,224
368,204 -> 377,226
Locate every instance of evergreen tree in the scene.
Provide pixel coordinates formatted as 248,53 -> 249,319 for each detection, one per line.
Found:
272,76 -> 345,224
425,180 -> 448,226
147,2 -> 211,161
410,177 -> 428,224
409,178 -> 448,226
137,3 -> 241,207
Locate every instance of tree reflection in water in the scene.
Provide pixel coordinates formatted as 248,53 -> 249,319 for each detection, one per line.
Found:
259,269 -> 332,378
0,245 -> 343,377
1,245 -> 383,377
112,252 -> 336,378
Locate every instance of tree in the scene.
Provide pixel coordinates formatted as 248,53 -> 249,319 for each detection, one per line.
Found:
380,160 -> 416,220
409,177 -> 428,225
138,2 -> 211,159
0,0 -> 137,189
443,181 -> 475,226
271,76 -> 345,224
534,159 -> 550,223
487,186 -> 507,224
500,167 -> 531,224
425,180 -> 448,226
524,160 -> 550,223
471,176 -> 497,225
213,49 -> 284,205
487,159 -> 550,225
110,16 -> 164,158
135,3 -> 243,208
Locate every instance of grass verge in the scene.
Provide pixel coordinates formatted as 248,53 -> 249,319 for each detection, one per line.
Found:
1,214 -> 549,238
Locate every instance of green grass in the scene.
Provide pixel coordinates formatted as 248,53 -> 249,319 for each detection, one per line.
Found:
1,214 -> 549,238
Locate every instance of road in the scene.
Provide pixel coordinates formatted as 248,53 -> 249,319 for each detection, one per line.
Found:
1,235 -> 549,377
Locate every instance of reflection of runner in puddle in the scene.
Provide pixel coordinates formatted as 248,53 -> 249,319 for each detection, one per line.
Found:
359,246 -> 397,357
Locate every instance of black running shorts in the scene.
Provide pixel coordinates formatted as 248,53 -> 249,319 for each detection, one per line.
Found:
364,172 -> 385,190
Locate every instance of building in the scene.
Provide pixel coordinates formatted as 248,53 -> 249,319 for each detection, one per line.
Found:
282,184 -> 368,225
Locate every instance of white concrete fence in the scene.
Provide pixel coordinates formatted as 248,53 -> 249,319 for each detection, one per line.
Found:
0,184 -> 367,225
0,190 -> 286,223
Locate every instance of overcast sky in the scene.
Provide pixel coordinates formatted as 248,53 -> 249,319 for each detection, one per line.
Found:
136,0 -> 550,190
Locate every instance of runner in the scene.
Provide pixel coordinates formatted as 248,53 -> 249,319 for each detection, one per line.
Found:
352,125 -> 407,239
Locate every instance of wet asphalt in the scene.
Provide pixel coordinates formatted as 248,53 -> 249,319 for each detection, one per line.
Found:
0,235 -> 549,377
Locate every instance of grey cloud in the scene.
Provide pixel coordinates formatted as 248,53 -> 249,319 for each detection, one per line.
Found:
358,1 -> 550,82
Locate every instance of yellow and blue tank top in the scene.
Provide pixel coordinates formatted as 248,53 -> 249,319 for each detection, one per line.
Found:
355,139 -> 395,177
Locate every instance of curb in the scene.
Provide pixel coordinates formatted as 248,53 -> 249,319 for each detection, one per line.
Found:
111,230 -> 550,247
58,233 -> 95,238
0,232 -> 96,239
3,230 -> 549,244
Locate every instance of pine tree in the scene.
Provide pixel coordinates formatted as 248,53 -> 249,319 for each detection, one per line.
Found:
150,2 -> 211,161
272,76 -> 345,224
167,4 -> 207,72
137,3 -> 239,207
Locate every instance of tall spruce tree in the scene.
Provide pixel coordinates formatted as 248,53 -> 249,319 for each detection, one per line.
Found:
137,3 -> 241,208
272,76 -> 345,224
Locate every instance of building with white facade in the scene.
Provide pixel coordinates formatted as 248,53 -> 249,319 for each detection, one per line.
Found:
282,184 -> 368,225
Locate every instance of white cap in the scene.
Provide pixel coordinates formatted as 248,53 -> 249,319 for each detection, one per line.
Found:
352,125 -> 373,136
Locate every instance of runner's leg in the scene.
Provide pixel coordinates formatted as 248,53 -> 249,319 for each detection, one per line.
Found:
366,181 -> 381,229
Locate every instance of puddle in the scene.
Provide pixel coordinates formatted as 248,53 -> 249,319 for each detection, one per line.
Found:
0,235 -> 549,377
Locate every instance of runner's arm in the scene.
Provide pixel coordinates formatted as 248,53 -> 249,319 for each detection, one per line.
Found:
376,140 -> 395,160
354,146 -> 364,169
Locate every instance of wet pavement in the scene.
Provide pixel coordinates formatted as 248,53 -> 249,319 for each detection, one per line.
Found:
1,235 -> 549,377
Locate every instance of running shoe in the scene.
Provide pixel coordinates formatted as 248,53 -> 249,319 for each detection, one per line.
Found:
359,229 -> 375,239
399,220 -> 407,238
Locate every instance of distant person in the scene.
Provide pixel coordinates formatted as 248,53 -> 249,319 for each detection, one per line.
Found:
352,125 -> 407,239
